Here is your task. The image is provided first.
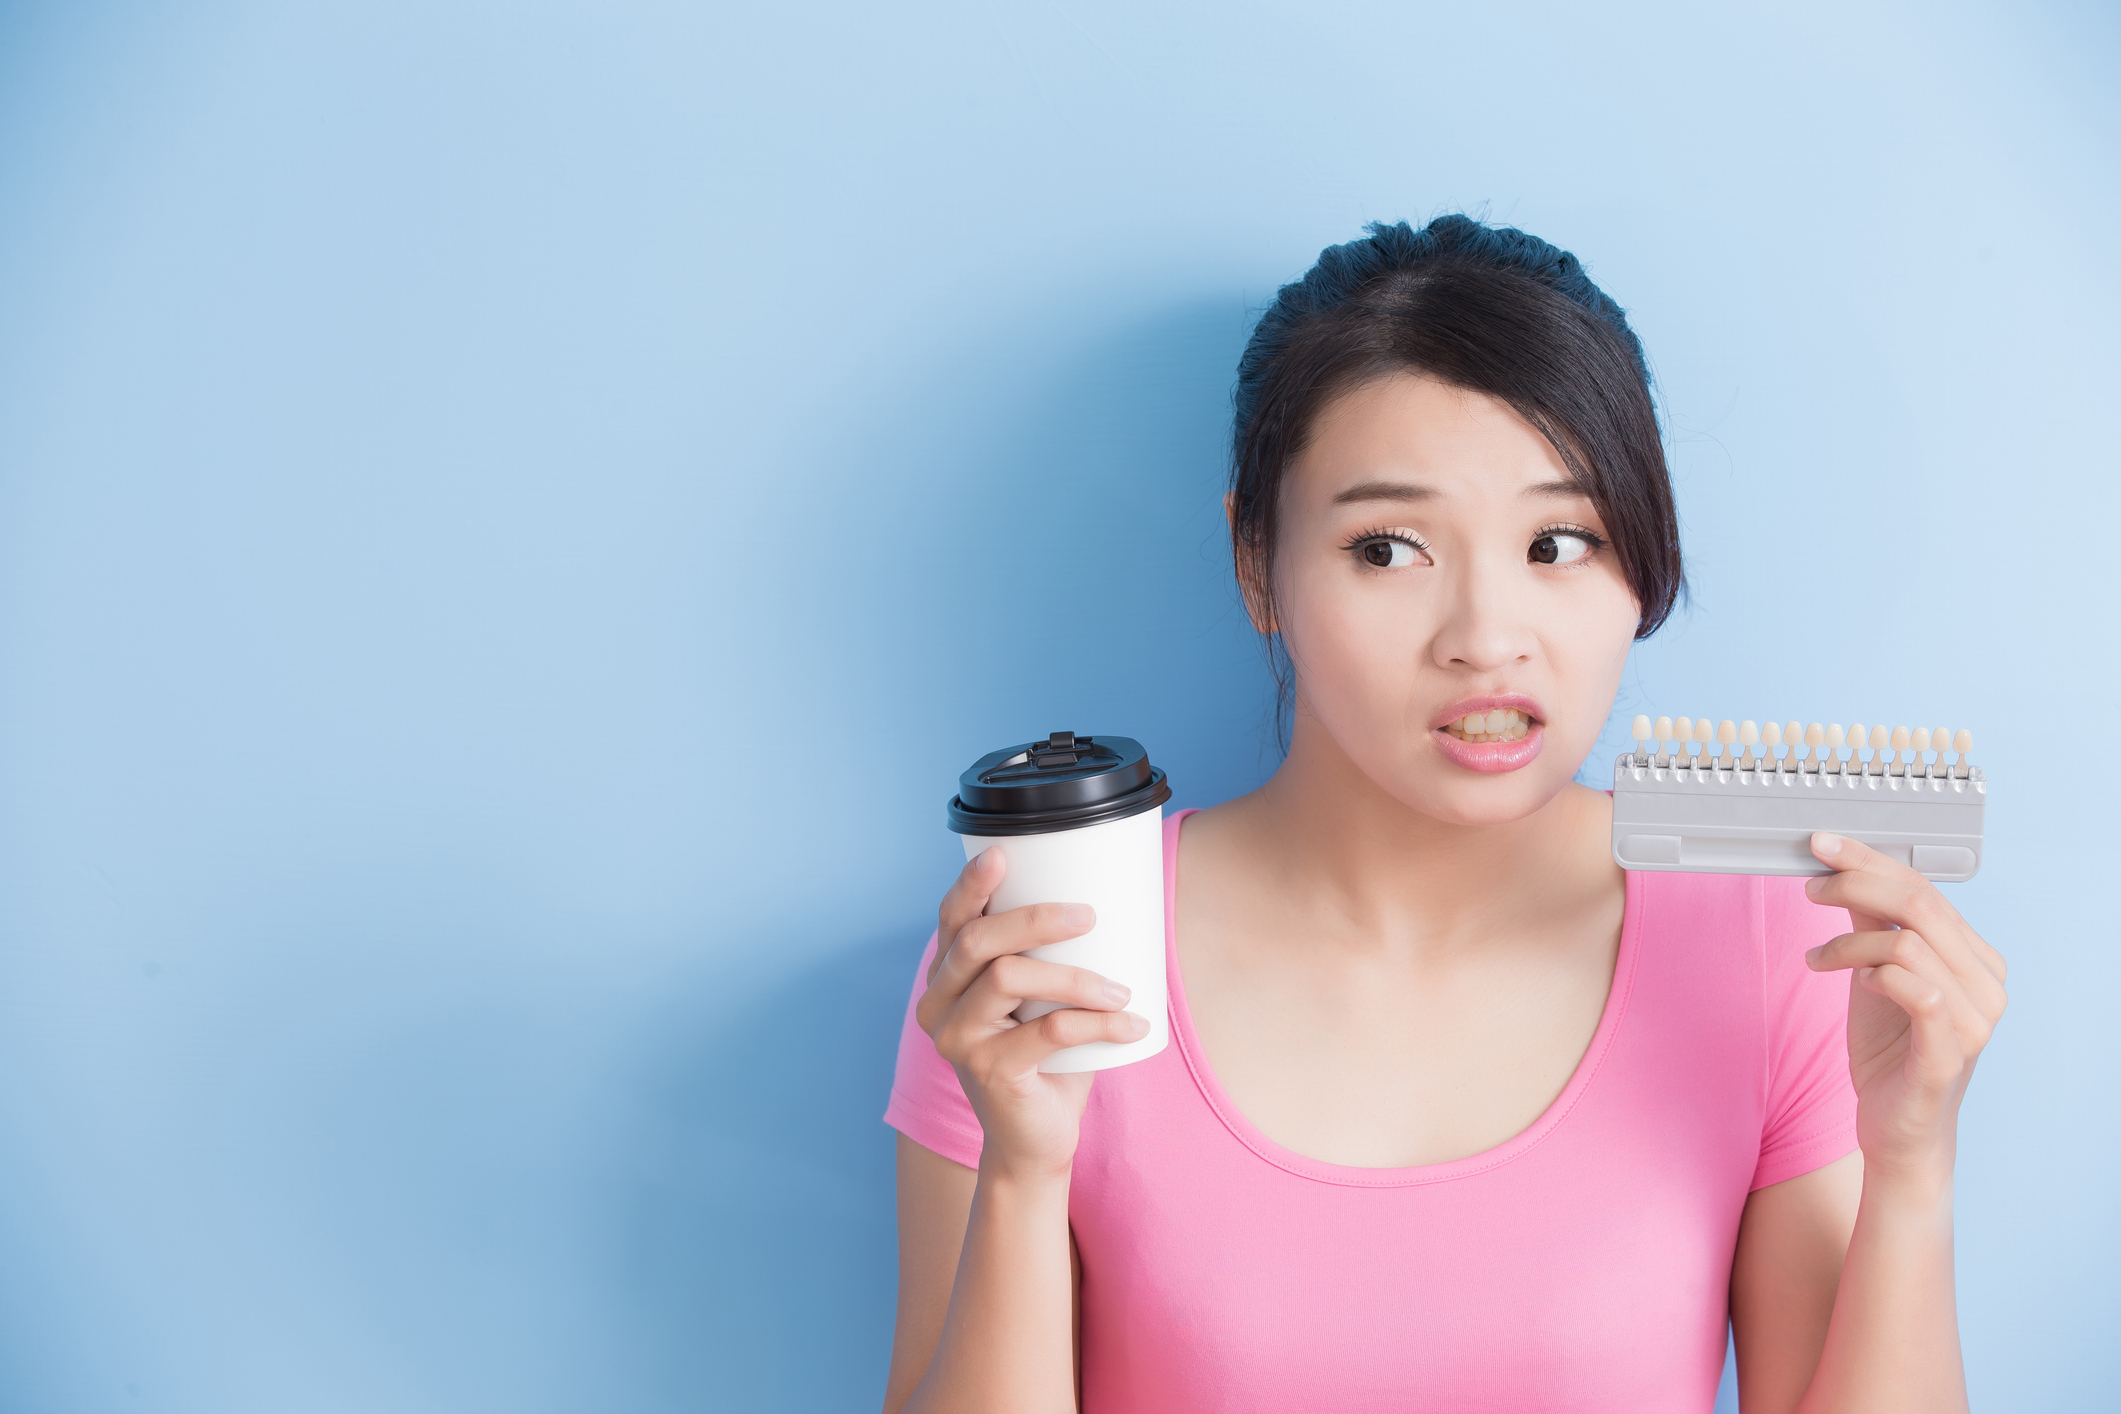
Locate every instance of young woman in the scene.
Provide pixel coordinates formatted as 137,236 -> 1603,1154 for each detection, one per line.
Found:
879,216 -> 2004,1413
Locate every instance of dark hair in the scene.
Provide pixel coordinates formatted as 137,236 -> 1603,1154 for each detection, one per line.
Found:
1230,215 -> 1684,664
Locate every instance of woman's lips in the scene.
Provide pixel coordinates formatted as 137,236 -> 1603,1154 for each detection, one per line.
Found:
1433,721 -> 1545,773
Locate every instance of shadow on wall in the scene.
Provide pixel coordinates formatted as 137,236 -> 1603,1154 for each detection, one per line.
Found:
605,298 -> 1261,1412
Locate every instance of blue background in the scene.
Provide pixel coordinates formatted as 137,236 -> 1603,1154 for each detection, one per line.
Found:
1,2 -> 2114,1409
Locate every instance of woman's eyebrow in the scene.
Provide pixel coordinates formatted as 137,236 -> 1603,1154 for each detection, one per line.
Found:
1524,478 -> 1590,499
1331,479 -> 1435,504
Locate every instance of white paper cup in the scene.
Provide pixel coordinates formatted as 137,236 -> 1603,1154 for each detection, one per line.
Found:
947,732 -> 1171,1073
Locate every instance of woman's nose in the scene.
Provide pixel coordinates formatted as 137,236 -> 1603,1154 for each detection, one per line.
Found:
1429,574 -> 1537,672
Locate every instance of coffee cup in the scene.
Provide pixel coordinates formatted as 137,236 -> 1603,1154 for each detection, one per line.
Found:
945,731 -> 1171,1073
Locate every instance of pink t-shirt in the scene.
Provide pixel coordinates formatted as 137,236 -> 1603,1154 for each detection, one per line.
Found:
886,809 -> 1858,1412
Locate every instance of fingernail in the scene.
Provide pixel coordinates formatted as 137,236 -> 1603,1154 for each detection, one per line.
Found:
1804,945 -> 1823,966
1813,832 -> 1843,858
1805,875 -> 1826,899
969,848 -> 989,871
1102,981 -> 1132,1007
1060,903 -> 1095,929
1123,1012 -> 1150,1040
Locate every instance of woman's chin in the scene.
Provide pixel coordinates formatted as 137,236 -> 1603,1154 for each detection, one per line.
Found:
1376,730 -> 1583,827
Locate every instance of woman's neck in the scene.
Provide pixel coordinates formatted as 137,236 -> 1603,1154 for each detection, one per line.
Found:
1217,716 -> 1617,958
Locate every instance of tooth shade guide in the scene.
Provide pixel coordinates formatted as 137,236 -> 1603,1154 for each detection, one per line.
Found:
1611,741 -> 1985,883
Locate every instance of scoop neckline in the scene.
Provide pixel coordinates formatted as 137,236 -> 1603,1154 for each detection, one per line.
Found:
1162,805 -> 1644,1189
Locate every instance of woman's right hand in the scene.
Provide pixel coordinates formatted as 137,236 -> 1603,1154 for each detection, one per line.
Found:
917,846 -> 1149,1183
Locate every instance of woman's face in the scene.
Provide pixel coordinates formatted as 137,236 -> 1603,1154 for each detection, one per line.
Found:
1264,372 -> 1640,825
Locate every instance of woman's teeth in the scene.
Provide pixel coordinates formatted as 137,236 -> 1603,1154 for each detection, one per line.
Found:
1443,708 -> 1532,743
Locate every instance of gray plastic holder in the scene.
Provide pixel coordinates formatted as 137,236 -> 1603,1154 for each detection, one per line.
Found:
1611,756 -> 1985,882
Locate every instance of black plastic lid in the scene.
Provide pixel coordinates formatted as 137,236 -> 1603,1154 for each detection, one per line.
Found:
946,731 -> 1172,836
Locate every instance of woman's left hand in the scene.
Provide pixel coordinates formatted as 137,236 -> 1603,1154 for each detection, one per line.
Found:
1802,831 -> 2008,1189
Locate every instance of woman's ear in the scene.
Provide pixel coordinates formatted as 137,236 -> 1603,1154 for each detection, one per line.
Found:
1225,492 -> 1276,636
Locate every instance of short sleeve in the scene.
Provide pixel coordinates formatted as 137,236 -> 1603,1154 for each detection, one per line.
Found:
1751,875 -> 1860,1190
882,931 -> 985,1170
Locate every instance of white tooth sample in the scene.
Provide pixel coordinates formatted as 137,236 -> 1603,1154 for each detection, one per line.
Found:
1632,715 -> 1653,743
1869,725 -> 1890,749
1806,723 -> 1826,749
1484,709 -> 1506,735
1738,720 -> 1759,766
1891,725 -> 1910,751
1933,727 -> 1952,762
1718,719 -> 1737,744
1783,722 -> 1803,762
1848,724 -> 1867,763
1954,729 -> 1973,771
1911,727 -> 1932,776
1674,716 -> 1692,745
1654,715 -> 1673,743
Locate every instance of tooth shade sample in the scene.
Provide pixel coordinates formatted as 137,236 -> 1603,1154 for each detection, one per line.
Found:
1825,724 -> 1845,748
1806,723 -> 1826,748
1848,725 -> 1866,755
1675,717 -> 1692,743
1933,727 -> 1952,757
1955,729 -> 1973,755
1695,718 -> 1714,743
1891,725 -> 1911,751
1761,722 -> 1783,748
1654,716 -> 1673,745
1632,715 -> 1653,742
1911,727 -> 1930,752
1869,725 -> 1890,749
1739,721 -> 1759,746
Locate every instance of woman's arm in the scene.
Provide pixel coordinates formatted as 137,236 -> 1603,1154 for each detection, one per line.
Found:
883,1136 -> 976,1412
883,1137 -> 1085,1414
888,1139 -> 1078,1414
1729,1152 -> 1860,1412
1737,833 -> 2005,1414
883,847 -> 1143,1414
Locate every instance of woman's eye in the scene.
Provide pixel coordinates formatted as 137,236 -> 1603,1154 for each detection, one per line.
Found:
1530,532 -> 1593,566
1361,539 -> 1423,569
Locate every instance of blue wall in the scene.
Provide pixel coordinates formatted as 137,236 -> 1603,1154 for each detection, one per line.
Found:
0,3 -> 2113,1409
